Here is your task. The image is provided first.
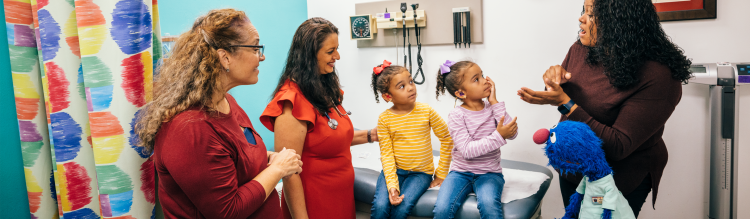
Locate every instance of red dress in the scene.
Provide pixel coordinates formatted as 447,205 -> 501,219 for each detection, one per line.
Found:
155,94 -> 281,219
260,81 -> 355,219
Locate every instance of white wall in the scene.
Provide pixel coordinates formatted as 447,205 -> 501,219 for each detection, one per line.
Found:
307,0 -> 750,218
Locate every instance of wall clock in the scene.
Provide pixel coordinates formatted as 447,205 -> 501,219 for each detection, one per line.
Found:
350,14 -> 374,40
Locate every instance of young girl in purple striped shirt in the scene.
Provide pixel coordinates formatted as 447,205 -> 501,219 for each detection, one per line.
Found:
433,60 -> 518,219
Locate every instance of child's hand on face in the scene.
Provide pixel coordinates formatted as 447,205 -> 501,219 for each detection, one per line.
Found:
388,188 -> 404,206
430,177 -> 444,188
486,76 -> 498,105
496,115 -> 518,139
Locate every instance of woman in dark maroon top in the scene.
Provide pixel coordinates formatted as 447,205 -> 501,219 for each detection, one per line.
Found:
134,9 -> 303,219
518,0 -> 692,217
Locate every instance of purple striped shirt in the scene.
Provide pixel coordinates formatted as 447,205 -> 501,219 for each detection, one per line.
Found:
447,100 -> 517,174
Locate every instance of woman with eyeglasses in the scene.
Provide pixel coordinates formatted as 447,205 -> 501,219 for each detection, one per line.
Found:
260,17 -> 378,219
135,9 -> 302,219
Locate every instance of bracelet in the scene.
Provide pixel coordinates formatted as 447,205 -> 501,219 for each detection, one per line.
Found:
367,129 -> 373,143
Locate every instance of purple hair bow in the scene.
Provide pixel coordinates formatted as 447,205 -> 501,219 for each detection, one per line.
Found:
440,60 -> 456,74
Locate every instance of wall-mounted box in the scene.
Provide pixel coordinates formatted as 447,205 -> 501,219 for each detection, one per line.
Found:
355,0 -> 482,48
375,10 -> 425,30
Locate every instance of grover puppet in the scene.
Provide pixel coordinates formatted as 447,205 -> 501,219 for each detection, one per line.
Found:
533,121 -> 635,219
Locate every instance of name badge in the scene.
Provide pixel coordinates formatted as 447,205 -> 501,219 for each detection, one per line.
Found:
591,196 -> 603,205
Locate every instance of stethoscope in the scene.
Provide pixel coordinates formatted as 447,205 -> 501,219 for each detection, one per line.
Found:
323,104 -> 351,130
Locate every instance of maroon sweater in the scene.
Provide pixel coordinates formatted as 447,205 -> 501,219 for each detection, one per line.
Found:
559,42 -> 682,207
154,94 -> 281,219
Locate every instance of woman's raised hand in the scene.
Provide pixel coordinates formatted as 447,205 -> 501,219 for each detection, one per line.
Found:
543,65 -> 572,87
518,78 -> 571,106
518,65 -> 572,106
269,148 -> 303,179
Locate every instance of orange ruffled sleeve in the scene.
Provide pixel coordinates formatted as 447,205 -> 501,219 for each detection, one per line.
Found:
260,81 -> 318,133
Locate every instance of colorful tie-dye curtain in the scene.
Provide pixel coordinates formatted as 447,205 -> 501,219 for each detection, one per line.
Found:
5,0 -> 162,218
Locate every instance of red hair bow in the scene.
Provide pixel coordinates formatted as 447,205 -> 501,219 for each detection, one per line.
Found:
373,60 -> 392,75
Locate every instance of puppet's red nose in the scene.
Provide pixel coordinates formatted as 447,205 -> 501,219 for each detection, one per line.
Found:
533,129 -> 549,144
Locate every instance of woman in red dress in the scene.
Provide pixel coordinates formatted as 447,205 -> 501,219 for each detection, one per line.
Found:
260,17 -> 377,219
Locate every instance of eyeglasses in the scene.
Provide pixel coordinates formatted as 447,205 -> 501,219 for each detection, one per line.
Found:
229,44 -> 264,57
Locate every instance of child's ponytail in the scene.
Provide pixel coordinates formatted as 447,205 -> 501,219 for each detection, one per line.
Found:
434,60 -> 476,100
436,68 -> 448,99
371,63 -> 385,102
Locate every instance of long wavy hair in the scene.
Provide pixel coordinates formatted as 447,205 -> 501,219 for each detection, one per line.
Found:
135,9 -> 250,152
584,0 -> 692,88
272,17 -> 341,116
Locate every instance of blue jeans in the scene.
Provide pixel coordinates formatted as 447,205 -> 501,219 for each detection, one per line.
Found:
371,169 -> 431,219
433,171 -> 505,219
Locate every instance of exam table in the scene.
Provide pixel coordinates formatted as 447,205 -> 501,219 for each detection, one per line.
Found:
353,160 -> 553,219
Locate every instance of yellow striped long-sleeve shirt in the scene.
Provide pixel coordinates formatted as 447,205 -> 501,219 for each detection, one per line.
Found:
377,102 -> 453,192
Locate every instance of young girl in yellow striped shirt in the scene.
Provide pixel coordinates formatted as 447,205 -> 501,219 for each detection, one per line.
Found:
369,60 -> 454,219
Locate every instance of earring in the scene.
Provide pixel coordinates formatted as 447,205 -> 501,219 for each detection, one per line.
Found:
226,68 -> 230,72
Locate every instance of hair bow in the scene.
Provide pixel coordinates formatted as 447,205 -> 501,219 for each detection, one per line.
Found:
440,60 -> 456,75
373,60 -> 392,75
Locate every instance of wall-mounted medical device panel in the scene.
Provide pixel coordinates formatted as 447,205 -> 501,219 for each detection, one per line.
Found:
353,0 -> 483,48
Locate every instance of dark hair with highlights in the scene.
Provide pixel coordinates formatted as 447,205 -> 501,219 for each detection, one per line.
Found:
584,0 -> 692,89
371,65 -> 407,103
272,17 -> 341,116
435,61 -> 476,99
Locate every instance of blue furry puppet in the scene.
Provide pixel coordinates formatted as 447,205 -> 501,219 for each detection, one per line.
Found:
533,121 -> 635,219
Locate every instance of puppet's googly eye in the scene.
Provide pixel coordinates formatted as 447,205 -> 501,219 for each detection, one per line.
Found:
550,132 -> 556,143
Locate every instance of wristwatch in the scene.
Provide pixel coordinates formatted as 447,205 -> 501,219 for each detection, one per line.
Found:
557,99 -> 575,115
367,129 -> 373,143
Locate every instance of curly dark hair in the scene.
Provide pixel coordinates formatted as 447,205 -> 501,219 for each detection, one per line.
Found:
584,0 -> 692,88
272,17 -> 341,116
435,61 -> 475,100
371,64 -> 407,103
